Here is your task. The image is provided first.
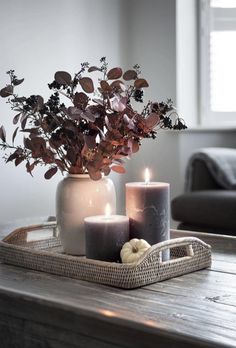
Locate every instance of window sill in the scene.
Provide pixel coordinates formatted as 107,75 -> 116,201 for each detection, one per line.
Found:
160,126 -> 236,135
184,126 -> 236,132
167,126 -> 236,133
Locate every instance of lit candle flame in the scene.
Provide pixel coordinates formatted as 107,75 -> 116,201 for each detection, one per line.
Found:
105,203 -> 111,217
144,167 -> 150,184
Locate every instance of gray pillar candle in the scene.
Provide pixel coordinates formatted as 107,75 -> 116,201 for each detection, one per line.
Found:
126,172 -> 170,260
84,206 -> 129,262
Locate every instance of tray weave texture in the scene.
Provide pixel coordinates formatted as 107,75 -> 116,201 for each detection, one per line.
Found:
0,223 -> 212,289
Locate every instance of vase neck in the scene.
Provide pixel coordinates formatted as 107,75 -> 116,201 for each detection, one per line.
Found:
67,174 -> 90,179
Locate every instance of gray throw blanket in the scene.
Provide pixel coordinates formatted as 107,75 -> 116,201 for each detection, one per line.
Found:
185,147 -> 236,191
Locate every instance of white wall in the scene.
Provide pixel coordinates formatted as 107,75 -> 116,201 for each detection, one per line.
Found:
117,0 -> 178,215
176,0 -> 198,127
126,0 -> 177,103
0,0 -> 125,222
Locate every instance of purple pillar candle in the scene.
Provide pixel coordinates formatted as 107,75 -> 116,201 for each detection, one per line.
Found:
126,170 -> 170,260
84,205 -> 129,262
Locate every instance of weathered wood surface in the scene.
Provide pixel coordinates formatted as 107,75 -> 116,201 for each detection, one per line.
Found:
0,221 -> 236,348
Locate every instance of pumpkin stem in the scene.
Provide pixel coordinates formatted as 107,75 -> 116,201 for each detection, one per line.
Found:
132,246 -> 139,253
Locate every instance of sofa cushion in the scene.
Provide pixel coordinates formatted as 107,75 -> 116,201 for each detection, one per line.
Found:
171,190 -> 236,231
177,223 -> 235,235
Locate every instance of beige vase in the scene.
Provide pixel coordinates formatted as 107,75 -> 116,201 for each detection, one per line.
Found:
56,174 -> 116,255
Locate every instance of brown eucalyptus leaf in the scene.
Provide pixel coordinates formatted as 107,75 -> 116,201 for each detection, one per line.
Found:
21,127 -> 39,134
119,146 -> 130,156
66,148 -> 77,164
111,165 -> 126,174
42,152 -> 54,164
13,78 -> 24,86
88,167 -> 102,181
11,97 -> 26,103
35,95 -> 44,109
26,161 -> 35,176
68,106 -> 82,120
131,139 -> 139,153
13,113 -> 21,125
0,126 -> 6,142
68,106 -> 79,114
107,67 -> 122,80
123,70 -> 137,81
146,112 -> 160,128
99,141 -> 113,154
81,110 -> 95,122
6,154 -> 16,163
81,143 -> 89,156
21,116 -> 28,130
15,157 -> 24,166
134,78 -> 149,88
88,66 -> 101,72
54,71 -> 72,85
79,77 -> 94,93
84,135 -> 96,149
54,159 -> 65,171
6,149 -> 20,163
100,80 -> 111,92
31,137 -> 46,150
103,158 -> 112,165
20,112 -> 27,122
44,166 -> 58,180
24,137 -> 33,150
12,127 -> 19,144
111,140 -> 121,146
29,132 -> 38,139
110,80 -> 125,91
87,105 -> 101,119
0,85 -> 13,98
114,158 -> 125,165
93,152 -> 103,167
113,154 -> 124,159
102,166 -> 111,176
73,92 -> 89,108
68,165 -> 82,174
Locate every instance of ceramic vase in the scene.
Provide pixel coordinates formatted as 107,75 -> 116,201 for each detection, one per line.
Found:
56,174 -> 116,255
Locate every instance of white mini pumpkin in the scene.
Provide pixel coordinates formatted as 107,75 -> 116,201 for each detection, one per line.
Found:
120,238 -> 151,263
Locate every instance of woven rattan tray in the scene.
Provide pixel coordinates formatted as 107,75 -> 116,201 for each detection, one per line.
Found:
0,222 -> 211,289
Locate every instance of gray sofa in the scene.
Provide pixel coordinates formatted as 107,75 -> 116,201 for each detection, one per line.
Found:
171,148 -> 236,235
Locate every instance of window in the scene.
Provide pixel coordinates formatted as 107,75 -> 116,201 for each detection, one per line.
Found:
200,0 -> 236,126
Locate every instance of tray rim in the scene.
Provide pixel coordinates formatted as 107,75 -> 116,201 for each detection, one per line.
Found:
0,223 -> 212,289
0,222 -> 211,268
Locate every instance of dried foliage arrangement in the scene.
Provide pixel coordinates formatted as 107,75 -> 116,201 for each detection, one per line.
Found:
0,58 -> 186,180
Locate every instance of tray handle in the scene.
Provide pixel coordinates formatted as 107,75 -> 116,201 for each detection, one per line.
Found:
160,238 -> 194,263
2,222 -> 58,243
140,237 -> 211,264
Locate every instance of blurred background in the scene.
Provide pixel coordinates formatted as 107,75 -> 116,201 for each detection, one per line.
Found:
1,0 -> 236,225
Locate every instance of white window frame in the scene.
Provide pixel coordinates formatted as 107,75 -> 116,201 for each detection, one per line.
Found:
200,0 -> 236,127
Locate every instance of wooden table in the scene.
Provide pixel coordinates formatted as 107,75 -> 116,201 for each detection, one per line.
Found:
0,221 -> 236,348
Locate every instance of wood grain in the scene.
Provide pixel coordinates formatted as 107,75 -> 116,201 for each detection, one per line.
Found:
0,220 -> 235,348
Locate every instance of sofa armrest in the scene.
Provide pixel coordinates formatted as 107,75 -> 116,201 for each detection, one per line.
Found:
190,159 -> 223,191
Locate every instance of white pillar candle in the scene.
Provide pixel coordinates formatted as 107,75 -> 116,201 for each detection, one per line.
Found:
84,204 -> 129,262
126,168 -> 170,260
